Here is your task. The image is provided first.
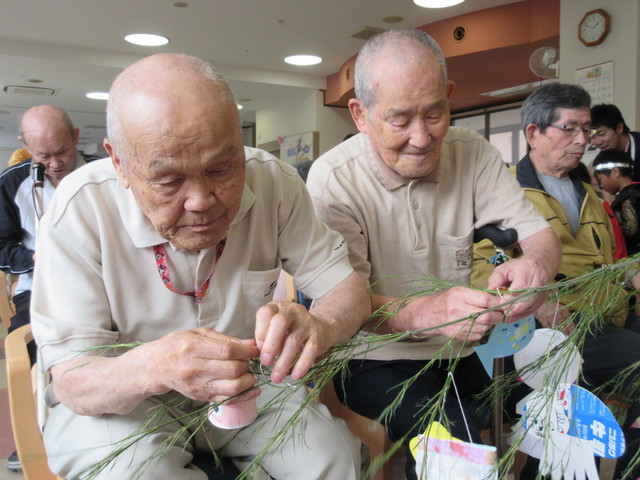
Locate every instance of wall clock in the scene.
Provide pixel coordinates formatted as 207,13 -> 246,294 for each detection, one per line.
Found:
578,9 -> 610,47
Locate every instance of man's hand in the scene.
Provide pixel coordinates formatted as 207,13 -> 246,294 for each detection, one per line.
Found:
487,227 -> 560,320
149,328 -> 260,403
255,271 -> 369,384
255,300 -> 333,384
402,286 -> 505,342
51,328 -> 260,416
487,256 -> 550,320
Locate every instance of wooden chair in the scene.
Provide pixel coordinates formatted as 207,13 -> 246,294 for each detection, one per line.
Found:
5,324 -> 63,480
0,270 -> 16,329
285,274 -> 394,480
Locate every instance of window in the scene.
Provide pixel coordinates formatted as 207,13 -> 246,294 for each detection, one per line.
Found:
452,104 -> 526,165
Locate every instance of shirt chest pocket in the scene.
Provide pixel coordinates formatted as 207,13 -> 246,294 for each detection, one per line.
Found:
436,230 -> 474,285
241,266 -> 282,327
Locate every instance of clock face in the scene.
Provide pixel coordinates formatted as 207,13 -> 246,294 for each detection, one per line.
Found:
579,10 -> 609,46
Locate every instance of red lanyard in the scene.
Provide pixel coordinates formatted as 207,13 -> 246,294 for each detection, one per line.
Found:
153,239 -> 226,304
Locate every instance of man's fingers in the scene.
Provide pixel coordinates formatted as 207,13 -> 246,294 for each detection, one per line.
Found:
255,303 -> 279,350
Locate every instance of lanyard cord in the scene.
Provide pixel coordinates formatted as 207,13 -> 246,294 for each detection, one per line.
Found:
153,239 -> 226,304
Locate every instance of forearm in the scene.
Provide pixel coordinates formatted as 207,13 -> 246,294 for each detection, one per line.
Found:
51,343 -> 167,416
518,228 -> 561,283
311,271 -> 371,344
369,293 -> 438,337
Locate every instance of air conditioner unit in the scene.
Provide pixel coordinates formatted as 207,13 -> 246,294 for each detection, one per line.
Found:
3,85 -> 56,96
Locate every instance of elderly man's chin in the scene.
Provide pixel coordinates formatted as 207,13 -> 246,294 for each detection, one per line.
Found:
394,153 -> 439,179
166,229 -> 227,252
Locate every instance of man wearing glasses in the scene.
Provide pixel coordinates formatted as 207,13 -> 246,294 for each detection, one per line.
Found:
475,83 -> 640,479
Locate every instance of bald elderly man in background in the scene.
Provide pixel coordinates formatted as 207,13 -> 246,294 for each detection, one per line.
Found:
0,105 -> 97,472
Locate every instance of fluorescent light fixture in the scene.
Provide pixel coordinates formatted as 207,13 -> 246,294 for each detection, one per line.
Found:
414,0 -> 464,7
284,55 -> 322,66
481,79 -> 558,98
86,92 -> 109,100
125,33 -> 169,46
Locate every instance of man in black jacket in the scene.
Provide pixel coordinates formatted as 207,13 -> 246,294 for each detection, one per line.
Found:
0,105 -> 97,471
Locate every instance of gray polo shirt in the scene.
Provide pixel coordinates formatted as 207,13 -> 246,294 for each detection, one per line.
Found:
307,128 -> 549,360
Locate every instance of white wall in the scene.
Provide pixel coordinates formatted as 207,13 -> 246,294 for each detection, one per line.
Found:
256,90 -> 317,147
312,90 -> 356,155
560,0 -> 640,128
256,89 -> 357,157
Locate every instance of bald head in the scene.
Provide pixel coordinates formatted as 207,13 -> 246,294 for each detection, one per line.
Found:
19,105 -> 76,145
106,54 -> 241,160
355,29 -> 448,111
18,105 -> 80,187
103,54 -> 246,251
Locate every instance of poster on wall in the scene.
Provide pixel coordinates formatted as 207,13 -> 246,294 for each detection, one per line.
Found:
278,131 -> 319,167
574,61 -> 613,105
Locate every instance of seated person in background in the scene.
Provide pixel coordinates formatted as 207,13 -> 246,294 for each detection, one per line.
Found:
306,28 -> 560,480
591,103 -> 640,181
593,149 -> 640,256
31,54 -> 370,480
7,147 -> 30,166
474,83 -> 640,480
574,161 -> 627,259
0,105 -> 98,362
0,105 -> 97,473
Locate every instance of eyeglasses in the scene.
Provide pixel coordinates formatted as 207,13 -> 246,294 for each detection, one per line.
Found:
546,124 -> 597,139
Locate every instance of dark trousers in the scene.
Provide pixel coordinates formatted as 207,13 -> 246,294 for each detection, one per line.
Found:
8,290 -> 36,365
334,354 -> 502,480
581,321 -> 640,480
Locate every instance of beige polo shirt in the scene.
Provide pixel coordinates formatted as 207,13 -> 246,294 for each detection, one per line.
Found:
32,148 -> 353,370
307,129 -> 549,360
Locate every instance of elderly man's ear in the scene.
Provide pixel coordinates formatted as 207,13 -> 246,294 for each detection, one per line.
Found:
104,138 -> 131,189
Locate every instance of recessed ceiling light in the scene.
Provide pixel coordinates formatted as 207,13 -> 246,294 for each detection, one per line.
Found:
124,33 -> 169,46
284,55 -> 322,66
413,0 -> 464,7
86,92 -> 109,100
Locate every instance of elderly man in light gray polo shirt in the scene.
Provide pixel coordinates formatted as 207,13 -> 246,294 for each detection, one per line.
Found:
31,53 -> 370,480
306,28 -> 560,479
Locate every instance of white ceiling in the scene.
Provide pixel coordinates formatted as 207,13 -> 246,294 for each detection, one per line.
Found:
0,0 -> 522,153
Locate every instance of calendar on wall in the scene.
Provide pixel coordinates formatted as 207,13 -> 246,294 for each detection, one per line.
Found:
574,61 -> 613,105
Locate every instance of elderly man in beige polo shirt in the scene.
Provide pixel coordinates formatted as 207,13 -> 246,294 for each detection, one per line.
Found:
306,28 -> 560,479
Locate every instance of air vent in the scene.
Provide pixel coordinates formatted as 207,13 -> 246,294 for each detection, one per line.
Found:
349,26 -> 386,40
4,85 -> 56,96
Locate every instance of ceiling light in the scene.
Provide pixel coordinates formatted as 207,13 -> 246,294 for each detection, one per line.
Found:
124,33 -> 169,46
284,55 -> 322,66
237,104 -> 244,110
86,92 -> 109,100
413,0 -> 464,8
